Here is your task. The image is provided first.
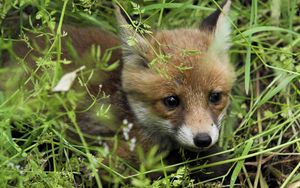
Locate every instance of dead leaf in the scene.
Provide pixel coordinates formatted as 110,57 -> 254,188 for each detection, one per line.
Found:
52,66 -> 85,92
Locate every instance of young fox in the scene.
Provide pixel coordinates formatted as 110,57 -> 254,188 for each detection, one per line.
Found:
4,0 -> 235,180
115,0 -> 235,151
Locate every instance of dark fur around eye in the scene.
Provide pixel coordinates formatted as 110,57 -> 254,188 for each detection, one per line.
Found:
163,95 -> 180,109
209,92 -> 222,104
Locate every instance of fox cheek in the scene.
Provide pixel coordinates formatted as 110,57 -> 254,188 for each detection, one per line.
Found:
126,95 -> 174,130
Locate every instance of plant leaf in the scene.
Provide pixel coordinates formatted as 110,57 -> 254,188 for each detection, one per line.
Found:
52,66 -> 85,92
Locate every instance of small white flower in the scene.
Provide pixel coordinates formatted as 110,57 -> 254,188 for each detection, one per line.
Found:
7,162 -> 14,168
128,123 -> 133,129
122,121 -> 134,141
15,164 -> 20,170
129,137 -> 136,151
123,127 -> 129,140
123,119 -> 128,125
62,30 -> 68,37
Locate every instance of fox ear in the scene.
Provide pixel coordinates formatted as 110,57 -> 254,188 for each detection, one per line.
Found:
200,0 -> 231,55
115,6 -> 149,67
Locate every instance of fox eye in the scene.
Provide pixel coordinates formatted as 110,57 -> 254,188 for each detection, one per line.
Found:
163,95 -> 180,109
209,92 -> 222,104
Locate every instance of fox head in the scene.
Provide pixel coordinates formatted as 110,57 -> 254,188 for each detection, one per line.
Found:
116,0 -> 235,151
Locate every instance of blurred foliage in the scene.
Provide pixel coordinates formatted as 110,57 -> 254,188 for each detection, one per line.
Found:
0,0 -> 300,187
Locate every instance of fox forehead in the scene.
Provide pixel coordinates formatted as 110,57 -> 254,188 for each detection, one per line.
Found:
151,29 -> 212,54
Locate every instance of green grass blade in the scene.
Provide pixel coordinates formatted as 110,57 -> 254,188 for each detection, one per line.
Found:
230,139 -> 253,188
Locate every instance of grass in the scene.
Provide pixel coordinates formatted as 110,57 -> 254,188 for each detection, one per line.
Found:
0,0 -> 300,187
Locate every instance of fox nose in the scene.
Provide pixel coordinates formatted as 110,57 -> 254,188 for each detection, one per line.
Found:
193,133 -> 212,148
